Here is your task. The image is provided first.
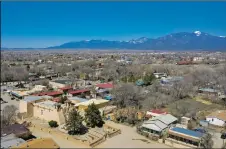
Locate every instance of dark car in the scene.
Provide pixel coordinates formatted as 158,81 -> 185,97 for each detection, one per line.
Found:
221,133 -> 226,139
11,97 -> 15,100
194,128 -> 207,134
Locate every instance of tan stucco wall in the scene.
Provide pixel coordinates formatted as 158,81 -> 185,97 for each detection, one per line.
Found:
19,100 -> 28,113
33,106 -> 61,124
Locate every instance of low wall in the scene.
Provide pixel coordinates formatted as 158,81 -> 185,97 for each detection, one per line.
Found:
165,138 -> 196,148
103,124 -> 121,138
29,124 -> 90,146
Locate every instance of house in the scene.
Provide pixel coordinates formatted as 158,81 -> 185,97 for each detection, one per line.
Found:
206,110 -> 226,127
96,83 -> 114,89
19,96 -> 65,125
32,100 -> 65,124
153,73 -> 167,79
75,98 -> 109,116
19,96 -> 53,117
151,114 -> 178,126
139,114 -> 177,137
140,119 -> 168,136
167,127 -> 205,147
160,76 -> 184,86
1,124 -> 31,138
59,86 -> 73,93
1,133 -> 26,148
198,88 -> 224,99
49,79 -> 73,89
32,91 -> 63,97
146,109 -> 167,118
10,90 -> 30,99
68,89 -> 90,97
68,96 -> 89,105
12,138 -> 60,149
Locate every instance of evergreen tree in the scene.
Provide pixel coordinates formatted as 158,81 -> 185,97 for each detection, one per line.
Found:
65,109 -> 84,135
85,103 -> 105,128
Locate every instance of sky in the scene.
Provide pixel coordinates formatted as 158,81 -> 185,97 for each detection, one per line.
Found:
1,2 -> 226,48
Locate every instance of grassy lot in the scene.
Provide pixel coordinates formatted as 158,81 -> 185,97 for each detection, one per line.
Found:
166,98 -> 225,118
193,96 -> 212,105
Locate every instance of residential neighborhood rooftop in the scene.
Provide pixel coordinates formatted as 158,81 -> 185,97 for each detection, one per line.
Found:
96,83 -> 114,89
169,127 -> 204,138
68,96 -> 88,103
33,100 -> 59,109
206,110 -> 226,121
75,98 -> 109,107
68,89 -> 90,95
23,96 -> 52,102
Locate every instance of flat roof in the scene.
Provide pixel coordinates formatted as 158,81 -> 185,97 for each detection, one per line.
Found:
75,99 -> 109,107
68,97 -> 88,103
199,88 -> 217,93
170,127 -> 204,138
1,137 -> 26,148
69,89 -> 90,95
12,138 -> 59,148
34,100 -> 59,109
53,79 -> 72,85
23,96 -> 52,102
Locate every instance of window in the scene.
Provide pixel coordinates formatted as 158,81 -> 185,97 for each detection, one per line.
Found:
41,110 -> 43,115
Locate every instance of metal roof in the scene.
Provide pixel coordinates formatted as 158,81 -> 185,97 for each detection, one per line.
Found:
199,88 -> 217,93
142,120 -> 168,131
1,136 -> 26,148
170,127 -> 204,138
68,97 -> 88,102
23,96 -> 52,102
152,114 -> 178,125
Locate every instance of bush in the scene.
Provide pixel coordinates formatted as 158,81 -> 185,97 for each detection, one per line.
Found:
48,120 -> 58,128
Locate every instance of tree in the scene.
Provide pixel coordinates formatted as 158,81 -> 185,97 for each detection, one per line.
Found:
59,96 -> 68,104
112,83 -> 145,109
201,133 -> 214,149
65,109 -> 84,135
85,103 -> 104,128
48,120 -> 58,128
1,105 -> 18,127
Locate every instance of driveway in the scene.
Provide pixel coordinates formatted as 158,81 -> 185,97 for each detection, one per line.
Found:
96,121 -> 171,148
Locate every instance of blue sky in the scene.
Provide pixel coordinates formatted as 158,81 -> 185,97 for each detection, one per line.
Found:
2,2 -> 226,48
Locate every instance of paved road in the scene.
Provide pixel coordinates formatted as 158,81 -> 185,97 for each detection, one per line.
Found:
1,92 -> 19,114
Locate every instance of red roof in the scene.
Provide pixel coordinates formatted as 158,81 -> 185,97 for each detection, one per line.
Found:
59,86 -> 73,91
96,83 -> 114,89
150,109 -> 167,114
33,91 -> 63,96
68,89 -> 90,95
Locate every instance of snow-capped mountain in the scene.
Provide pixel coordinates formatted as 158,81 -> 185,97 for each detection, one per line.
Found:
47,31 -> 226,51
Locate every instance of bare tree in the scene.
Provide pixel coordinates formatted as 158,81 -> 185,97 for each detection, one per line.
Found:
1,105 -> 18,127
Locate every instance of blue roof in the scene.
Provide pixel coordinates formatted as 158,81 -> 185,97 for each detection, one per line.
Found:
171,127 -> 204,138
68,97 -> 88,102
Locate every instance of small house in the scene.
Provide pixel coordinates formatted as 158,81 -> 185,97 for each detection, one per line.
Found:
168,127 -> 205,147
206,110 -> 226,127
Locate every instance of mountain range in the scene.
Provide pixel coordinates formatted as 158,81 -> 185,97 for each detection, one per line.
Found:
2,31 -> 226,51
48,31 -> 226,51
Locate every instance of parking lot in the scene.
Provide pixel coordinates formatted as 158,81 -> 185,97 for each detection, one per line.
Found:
1,87 -> 20,114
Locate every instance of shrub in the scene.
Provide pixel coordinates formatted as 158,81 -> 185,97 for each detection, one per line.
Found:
48,120 -> 58,128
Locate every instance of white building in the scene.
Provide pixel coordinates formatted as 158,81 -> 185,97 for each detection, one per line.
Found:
206,110 -> 226,127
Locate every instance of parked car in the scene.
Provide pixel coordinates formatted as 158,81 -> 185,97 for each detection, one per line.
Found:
193,128 -> 207,134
